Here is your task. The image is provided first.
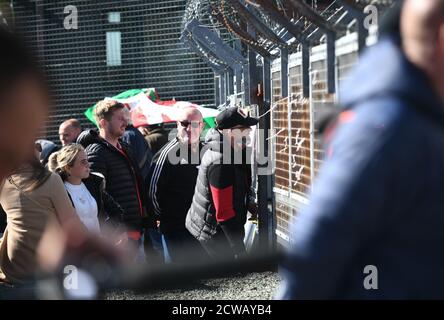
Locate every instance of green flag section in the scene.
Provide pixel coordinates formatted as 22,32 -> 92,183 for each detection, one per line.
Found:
84,88 -> 158,127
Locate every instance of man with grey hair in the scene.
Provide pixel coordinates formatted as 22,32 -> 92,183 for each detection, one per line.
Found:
278,0 -> 444,299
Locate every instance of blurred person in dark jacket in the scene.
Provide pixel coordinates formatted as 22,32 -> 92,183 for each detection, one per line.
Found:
277,0 -> 444,299
139,123 -> 169,155
121,108 -> 152,181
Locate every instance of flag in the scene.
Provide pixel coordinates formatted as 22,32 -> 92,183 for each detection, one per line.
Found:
84,88 -> 218,129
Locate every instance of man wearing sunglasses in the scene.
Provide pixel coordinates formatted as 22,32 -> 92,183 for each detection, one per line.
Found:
186,107 -> 258,260
147,106 -> 208,264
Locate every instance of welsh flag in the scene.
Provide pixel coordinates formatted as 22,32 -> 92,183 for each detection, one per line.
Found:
84,88 -> 218,129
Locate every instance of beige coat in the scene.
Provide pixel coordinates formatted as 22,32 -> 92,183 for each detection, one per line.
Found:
0,166 -> 77,284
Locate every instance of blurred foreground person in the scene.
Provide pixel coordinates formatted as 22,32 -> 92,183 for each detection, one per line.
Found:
0,29 -> 128,297
0,28 -> 48,181
277,0 -> 444,299
0,144 -> 89,285
186,107 -> 258,260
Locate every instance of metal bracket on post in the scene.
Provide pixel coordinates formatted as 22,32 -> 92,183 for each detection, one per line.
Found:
280,48 -> 289,99
287,0 -> 345,34
285,0 -> 341,94
220,73 -> 226,106
302,43 -> 310,98
227,69 -> 234,97
263,56 -> 271,103
182,19 -> 250,107
243,62 -> 251,107
224,71 -> 229,103
185,18 -> 247,74
336,0 -> 369,52
260,56 -> 275,251
214,76 -> 221,107
326,31 -> 336,94
225,0 -> 291,50
180,31 -> 226,73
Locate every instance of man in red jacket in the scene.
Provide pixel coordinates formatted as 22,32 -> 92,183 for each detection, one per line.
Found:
186,107 -> 258,259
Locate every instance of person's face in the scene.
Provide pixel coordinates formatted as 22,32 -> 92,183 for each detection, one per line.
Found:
66,150 -> 90,180
227,126 -> 252,150
59,124 -> 80,146
105,108 -> 128,138
177,112 -> 204,145
0,77 -> 48,177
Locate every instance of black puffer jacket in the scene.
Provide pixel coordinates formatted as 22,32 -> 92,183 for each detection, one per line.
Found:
185,129 -> 253,242
78,130 -> 148,231
85,173 -> 124,226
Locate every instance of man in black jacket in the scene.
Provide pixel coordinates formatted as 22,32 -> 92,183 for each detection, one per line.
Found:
186,107 -> 258,260
85,100 -> 150,261
147,107 -> 208,264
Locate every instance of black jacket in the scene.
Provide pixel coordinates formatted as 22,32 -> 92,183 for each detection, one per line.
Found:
186,129 -> 253,242
79,130 -> 148,231
147,138 -> 203,235
121,125 -> 153,181
144,127 -> 169,155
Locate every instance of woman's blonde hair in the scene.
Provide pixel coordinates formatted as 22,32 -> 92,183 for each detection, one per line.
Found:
48,143 -> 85,181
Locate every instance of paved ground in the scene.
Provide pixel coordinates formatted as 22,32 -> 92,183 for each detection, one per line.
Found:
105,271 -> 281,300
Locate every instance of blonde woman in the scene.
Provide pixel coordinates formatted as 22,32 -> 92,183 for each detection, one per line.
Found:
48,144 -> 124,233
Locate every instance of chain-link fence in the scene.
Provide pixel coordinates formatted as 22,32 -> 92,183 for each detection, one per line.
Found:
11,0 -> 216,143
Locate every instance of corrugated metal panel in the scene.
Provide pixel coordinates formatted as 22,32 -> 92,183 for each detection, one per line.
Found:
271,33 -> 361,243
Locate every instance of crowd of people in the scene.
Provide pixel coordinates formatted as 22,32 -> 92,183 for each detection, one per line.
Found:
0,34 -> 259,289
5,0 -> 444,300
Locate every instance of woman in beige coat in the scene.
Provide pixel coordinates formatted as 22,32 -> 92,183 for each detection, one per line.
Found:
0,150 -> 87,285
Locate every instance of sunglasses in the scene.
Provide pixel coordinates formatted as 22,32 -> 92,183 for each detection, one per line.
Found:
178,120 -> 201,128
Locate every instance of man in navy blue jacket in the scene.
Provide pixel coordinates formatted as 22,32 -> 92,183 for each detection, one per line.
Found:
277,0 -> 444,299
